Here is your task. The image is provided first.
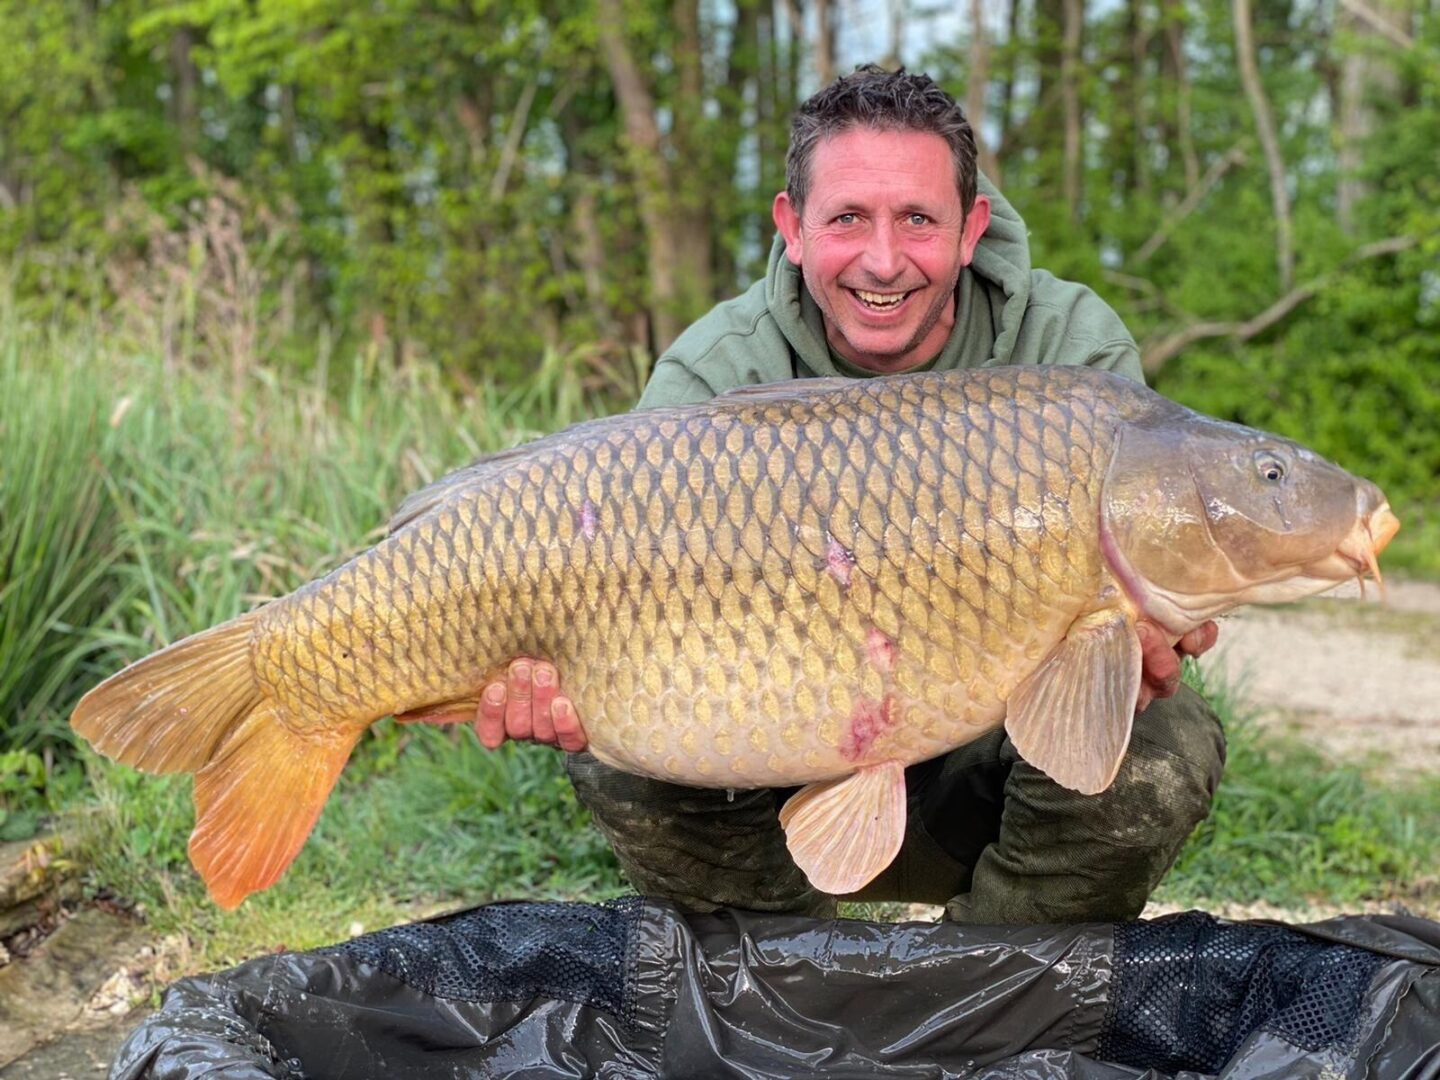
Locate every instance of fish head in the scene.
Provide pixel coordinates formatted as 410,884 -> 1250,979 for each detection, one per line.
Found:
1100,414 -> 1400,634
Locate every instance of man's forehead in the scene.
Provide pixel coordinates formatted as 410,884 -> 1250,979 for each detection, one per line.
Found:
806,128 -> 960,210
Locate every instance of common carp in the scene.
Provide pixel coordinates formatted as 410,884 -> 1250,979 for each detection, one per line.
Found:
71,367 -> 1399,908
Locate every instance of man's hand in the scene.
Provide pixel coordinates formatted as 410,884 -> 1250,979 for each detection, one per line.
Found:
1135,620 -> 1219,712
476,658 -> 588,752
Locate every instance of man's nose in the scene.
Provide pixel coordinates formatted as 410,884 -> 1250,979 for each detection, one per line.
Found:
860,220 -> 906,282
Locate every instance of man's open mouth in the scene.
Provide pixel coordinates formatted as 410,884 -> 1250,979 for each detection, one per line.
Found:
850,288 -> 913,311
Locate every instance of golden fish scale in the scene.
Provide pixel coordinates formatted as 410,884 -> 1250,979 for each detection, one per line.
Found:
252,367 -> 1127,786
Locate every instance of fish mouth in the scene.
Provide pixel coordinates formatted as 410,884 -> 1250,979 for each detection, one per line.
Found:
1306,501 -> 1400,600
1100,496 -> 1403,634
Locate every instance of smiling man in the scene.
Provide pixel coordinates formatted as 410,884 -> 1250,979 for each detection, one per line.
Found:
481,66 -> 1225,925
771,124 -> 991,375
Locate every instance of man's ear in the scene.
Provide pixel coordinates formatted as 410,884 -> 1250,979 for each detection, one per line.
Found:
772,192 -> 803,266
959,194 -> 991,265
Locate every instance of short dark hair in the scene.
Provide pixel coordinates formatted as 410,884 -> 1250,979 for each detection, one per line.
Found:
786,66 -> 979,217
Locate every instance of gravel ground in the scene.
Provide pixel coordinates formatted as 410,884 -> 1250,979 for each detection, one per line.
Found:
1197,578 -> 1440,774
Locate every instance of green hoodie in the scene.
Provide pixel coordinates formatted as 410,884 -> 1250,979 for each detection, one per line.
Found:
638,177 -> 1142,409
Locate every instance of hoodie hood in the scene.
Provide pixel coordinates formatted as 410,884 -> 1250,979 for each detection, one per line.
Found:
764,173 -> 1033,379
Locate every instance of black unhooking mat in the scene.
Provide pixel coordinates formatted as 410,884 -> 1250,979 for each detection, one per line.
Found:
109,901 -> 1440,1079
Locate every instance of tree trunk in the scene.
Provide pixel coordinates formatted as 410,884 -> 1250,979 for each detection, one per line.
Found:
720,0 -> 762,287
994,0 -> 1022,178
596,0 -> 711,351
169,27 -> 201,154
1336,0 -> 1410,233
1164,14 -> 1201,192
882,0 -> 908,69
671,0 -> 716,314
1126,0 -> 1151,195
1032,0 -> 1065,192
1061,0 -> 1084,222
1233,0 -> 1294,290
814,0 -> 836,87
966,0 -> 998,180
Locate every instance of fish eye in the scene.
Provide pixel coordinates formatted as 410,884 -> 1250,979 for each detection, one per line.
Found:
1254,451 -> 1287,483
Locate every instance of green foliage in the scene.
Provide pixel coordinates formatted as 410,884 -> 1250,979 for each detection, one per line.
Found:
0,748 -> 48,841
0,313 -> 627,966
0,324 -> 129,751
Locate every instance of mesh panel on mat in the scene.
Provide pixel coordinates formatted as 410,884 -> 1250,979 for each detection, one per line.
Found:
1098,911 -> 1386,1075
323,897 -> 644,1023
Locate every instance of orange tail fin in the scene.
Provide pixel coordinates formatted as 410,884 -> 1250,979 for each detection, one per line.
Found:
70,612 -> 362,909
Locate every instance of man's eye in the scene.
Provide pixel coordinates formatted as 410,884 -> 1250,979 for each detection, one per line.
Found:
908,213 -> 929,226
836,213 -> 857,225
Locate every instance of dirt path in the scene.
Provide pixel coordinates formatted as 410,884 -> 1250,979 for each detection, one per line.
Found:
1196,578 -> 1440,774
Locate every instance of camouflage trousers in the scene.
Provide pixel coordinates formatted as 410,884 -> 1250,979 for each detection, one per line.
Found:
566,685 -> 1225,923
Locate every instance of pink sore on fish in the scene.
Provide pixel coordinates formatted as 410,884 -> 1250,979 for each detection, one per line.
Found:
841,696 -> 898,761
825,534 -> 854,586
580,499 -> 599,540
865,628 -> 896,674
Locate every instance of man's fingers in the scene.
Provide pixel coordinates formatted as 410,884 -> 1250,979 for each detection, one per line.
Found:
504,660 -> 535,741
1137,622 -> 1182,696
476,683 -> 507,750
552,698 -> 589,752
1178,620 -> 1220,658
530,662 -> 559,744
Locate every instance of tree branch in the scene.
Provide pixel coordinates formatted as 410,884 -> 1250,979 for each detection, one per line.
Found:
488,78 -> 538,202
1140,236 -> 1416,374
1134,144 -> 1247,263
1338,0 -> 1416,49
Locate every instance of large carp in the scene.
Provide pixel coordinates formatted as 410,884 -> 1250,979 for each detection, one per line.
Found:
72,367 -> 1398,909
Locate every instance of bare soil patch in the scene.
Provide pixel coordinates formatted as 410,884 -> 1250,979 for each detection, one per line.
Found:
1197,578 -> 1440,775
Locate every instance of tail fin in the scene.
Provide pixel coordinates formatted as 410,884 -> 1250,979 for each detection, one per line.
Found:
189,701 -> 360,909
72,613 -> 266,774
71,612 -> 362,909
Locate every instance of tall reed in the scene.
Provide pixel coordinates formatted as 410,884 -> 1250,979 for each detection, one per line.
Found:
0,322 -> 129,749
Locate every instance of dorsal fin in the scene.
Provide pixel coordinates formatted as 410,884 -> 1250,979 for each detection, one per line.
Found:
711,376 -> 854,404
387,446 -> 532,534
387,377 -> 858,534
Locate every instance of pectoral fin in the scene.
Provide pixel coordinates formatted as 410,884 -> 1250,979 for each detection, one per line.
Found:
778,760 -> 906,895
1005,608 -> 1142,795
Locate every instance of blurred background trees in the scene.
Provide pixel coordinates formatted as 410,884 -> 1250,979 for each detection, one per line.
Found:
1,0 -> 1436,513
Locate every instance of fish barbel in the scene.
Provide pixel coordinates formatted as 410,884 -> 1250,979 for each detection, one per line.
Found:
71,367 -> 1399,908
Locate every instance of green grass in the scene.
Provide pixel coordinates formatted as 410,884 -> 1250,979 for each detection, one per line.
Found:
1156,662 -> 1440,911
79,732 -> 624,968
1380,510 -> 1440,581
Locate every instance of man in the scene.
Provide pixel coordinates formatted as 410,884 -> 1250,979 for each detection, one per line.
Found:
475,67 -> 1224,924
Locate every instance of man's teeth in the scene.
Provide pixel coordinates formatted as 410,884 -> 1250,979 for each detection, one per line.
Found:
855,289 -> 907,308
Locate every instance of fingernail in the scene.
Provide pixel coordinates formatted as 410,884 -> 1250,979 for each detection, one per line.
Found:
485,685 -> 506,704
552,700 -> 568,718
513,662 -> 531,681
533,666 -> 552,687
